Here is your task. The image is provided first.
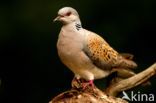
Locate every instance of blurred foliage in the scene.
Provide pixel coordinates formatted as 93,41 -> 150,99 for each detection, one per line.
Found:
0,0 -> 156,103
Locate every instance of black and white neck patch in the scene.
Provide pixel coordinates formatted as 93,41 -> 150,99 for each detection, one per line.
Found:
75,23 -> 82,31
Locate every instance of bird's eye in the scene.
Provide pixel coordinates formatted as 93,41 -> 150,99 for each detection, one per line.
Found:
65,12 -> 71,16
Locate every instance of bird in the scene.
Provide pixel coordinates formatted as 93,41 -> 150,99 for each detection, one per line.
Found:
54,7 -> 137,88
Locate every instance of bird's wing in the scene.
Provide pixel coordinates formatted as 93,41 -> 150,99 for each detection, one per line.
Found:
83,29 -> 137,69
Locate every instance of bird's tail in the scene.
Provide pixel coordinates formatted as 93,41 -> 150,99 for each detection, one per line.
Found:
120,58 -> 138,69
118,53 -> 137,69
120,53 -> 134,60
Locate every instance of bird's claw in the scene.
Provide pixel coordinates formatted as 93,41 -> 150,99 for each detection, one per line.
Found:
82,80 -> 94,89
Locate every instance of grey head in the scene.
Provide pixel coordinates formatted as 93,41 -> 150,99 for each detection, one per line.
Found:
54,7 -> 81,25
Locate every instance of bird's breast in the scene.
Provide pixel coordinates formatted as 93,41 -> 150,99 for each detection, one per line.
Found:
57,29 -> 84,59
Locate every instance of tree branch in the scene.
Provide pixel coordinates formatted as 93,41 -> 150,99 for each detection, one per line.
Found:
50,79 -> 127,103
105,63 -> 156,96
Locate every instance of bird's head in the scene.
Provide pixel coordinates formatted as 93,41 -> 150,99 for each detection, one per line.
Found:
53,7 -> 80,25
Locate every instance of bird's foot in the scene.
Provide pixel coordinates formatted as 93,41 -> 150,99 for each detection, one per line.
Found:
82,80 -> 94,90
72,77 -> 95,90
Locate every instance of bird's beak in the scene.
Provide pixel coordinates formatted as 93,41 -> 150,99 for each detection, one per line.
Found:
53,16 -> 60,22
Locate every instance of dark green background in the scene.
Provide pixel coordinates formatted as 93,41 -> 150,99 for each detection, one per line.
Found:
0,0 -> 156,103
